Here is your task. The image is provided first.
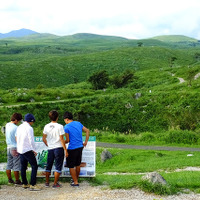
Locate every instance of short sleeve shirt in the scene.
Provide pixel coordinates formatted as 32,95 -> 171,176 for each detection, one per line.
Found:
64,121 -> 83,150
6,122 -> 17,148
43,122 -> 65,149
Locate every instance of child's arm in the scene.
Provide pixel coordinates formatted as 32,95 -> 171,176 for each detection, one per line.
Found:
42,134 -> 48,147
60,135 -> 68,157
83,126 -> 90,147
65,133 -> 70,144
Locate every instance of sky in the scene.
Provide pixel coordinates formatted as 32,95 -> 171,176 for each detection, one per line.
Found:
1,0 -> 200,39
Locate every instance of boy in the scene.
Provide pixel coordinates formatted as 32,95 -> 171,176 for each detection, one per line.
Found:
63,111 -> 90,187
43,110 -> 68,188
5,113 -> 22,185
16,113 -> 41,191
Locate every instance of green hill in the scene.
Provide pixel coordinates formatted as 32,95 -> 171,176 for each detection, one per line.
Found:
152,35 -> 197,42
0,33 -> 199,134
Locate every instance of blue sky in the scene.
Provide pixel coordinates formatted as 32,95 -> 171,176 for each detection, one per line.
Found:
1,0 -> 200,39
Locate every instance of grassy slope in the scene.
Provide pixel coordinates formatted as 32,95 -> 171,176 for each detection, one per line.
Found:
0,35 -> 200,194
0,34 -> 199,133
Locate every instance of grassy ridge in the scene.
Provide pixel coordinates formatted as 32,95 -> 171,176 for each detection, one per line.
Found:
0,33 -> 200,89
0,46 -> 199,89
0,33 -> 199,135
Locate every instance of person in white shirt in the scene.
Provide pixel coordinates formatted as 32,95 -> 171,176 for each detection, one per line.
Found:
5,113 -> 22,185
16,113 -> 41,191
42,110 -> 68,188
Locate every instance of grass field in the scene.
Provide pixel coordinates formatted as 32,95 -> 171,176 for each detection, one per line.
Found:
1,147 -> 200,195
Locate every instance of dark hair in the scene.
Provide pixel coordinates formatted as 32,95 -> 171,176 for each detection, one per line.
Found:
49,110 -> 59,121
63,111 -> 73,120
11,113 -> 22,121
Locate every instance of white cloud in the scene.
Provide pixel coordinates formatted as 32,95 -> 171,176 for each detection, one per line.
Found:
1,0 -> 200,39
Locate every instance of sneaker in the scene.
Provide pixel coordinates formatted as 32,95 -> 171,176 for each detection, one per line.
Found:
22,184 -> 30,189
70,179 -> 74,184
70,183 -> 79,187
29,185 -> 41,191
45,182 -> 50,187
52,182 -> 62,189
14,180 -> 22,186
8,179 -> 14,184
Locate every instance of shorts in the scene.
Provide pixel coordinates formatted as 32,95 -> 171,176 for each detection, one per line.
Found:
46,147 -> 64,174
6,147 -> 21,171
66,147 -> 83,168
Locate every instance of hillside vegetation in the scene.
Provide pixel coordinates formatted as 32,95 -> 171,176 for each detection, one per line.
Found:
0,33 -> 199,138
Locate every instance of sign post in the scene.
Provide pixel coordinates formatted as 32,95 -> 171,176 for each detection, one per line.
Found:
35,136 -> 96,177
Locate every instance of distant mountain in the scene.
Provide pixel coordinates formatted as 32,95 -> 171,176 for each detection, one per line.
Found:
0,28 -> 38,39
151,35 -> 197,42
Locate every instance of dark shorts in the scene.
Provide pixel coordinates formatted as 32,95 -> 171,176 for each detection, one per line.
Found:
46,147 -> 64,174
66,147 -> 83,168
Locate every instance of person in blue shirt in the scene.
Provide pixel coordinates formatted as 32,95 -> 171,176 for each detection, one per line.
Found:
5,113 -> 22,185
63,111 -> 90,187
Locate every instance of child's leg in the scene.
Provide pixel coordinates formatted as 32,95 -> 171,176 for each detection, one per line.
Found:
75,166 -> 81,180
6,148 -> 13,181
46,172 -> 51,183
20,154 -> 28,185
70,168 -> 78,184
54,172 -> 61,185
13,151 -> 21,181
53,148 -> 64,185
14,171 -> 20,181
6,170 -> 12,180
45,149 -> 54,184
24,151 -> 38,186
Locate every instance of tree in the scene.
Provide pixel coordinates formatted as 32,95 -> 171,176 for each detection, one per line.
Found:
137,42 -> 143,47
110,70 -> 135,88
169,56 -> 177,67
88,70 -> 109,90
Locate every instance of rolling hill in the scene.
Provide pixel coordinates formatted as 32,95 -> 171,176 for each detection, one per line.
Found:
0,31 -> 199,134
0,32 -> 200,89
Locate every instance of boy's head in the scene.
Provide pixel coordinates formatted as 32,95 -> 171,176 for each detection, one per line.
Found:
24,113 -> 35,126
49,110 -> 59,121
11,113 -> 22,124
63,111 -> 73,124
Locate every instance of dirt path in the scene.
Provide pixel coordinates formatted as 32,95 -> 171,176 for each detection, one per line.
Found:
1,181 -> 200,200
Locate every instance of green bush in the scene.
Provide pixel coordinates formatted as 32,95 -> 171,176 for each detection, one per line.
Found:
164,130 -> 199,144
139,132 -> 156,142
115,135 -> 126,143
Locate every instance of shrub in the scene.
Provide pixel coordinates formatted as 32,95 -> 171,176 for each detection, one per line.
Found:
139,132 -> 156,142
164,130 -> 199,144
88,70 -> 109,90
115,135 -> 126,143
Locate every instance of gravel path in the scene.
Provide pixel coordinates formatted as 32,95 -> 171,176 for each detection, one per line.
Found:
1,143 -> 200,199
1,182 -> 200,200
97,142 -> 200,152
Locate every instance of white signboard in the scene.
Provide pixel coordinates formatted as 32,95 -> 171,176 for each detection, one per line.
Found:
35,136 -> 96,177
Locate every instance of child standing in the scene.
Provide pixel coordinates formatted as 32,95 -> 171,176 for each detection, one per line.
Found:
63,111 -> 90,187
5,113 -> 22,185
16,113 -> 41,191
42,110 -> 68,188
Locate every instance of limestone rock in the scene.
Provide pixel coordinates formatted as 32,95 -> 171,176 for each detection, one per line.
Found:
101,149 -> 112,162
142,172 -> 167,185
